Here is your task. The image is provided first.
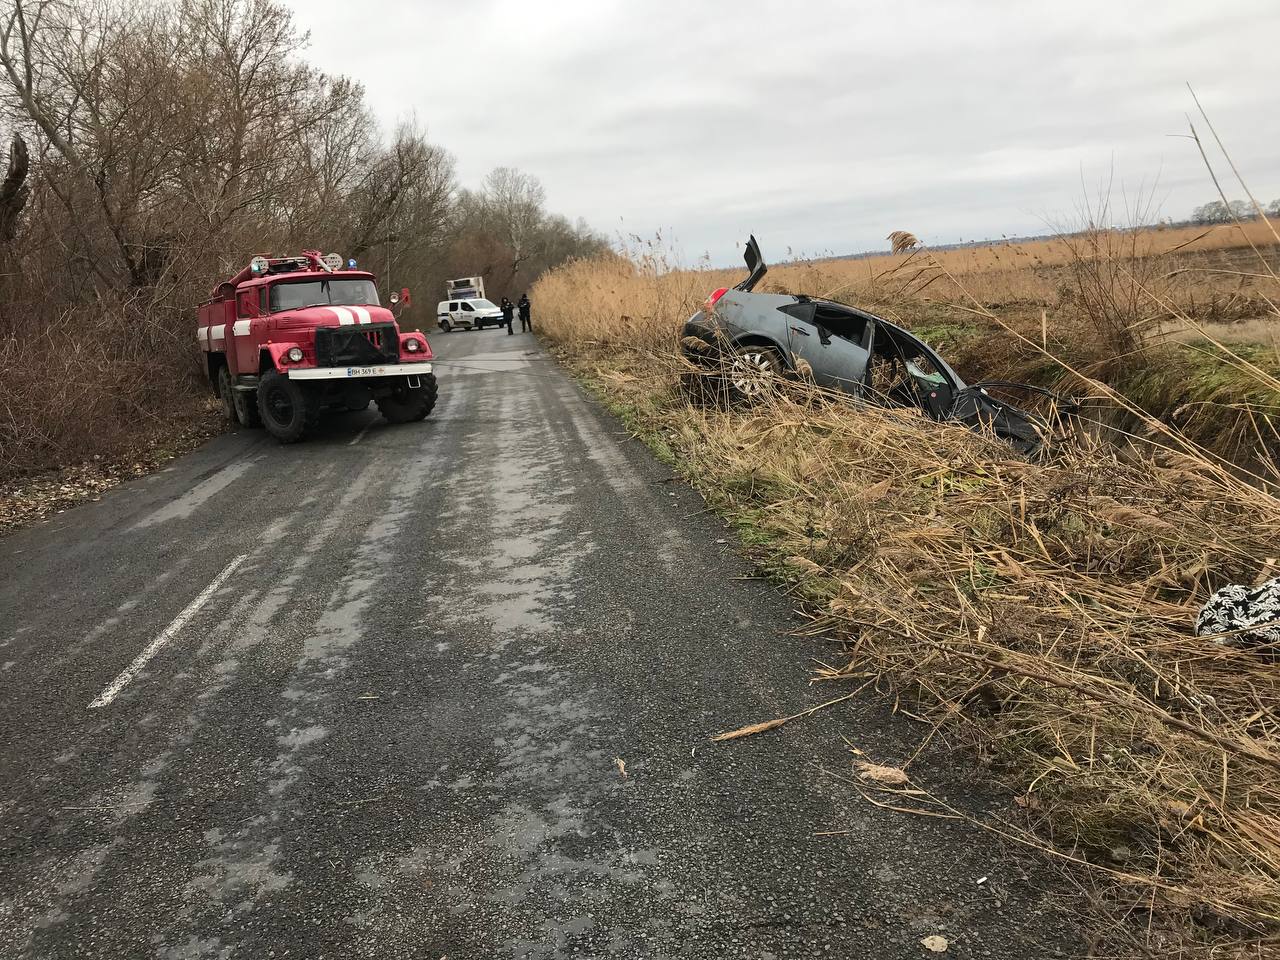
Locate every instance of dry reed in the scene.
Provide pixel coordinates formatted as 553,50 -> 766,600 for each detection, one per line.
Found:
533,223 -> 1280,955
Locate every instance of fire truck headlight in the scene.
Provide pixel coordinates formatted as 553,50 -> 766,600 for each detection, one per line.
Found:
404,338 -> 421,353
286,347 -> 304,363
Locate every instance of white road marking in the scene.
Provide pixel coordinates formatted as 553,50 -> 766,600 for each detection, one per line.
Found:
88,555 -> 249,708
349,422 -> 374,446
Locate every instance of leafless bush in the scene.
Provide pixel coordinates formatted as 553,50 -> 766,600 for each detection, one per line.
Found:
1054,191 -> 1176,369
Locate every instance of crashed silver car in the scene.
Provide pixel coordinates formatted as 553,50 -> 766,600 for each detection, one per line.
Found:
681,236 -> 1063,453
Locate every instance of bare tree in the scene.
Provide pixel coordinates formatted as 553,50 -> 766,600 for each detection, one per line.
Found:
346,124 -> 454,259
0,130 -> 27,242
480,166 -> 547,281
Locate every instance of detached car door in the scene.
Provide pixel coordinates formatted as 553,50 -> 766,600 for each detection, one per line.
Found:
781,303 -> 871,394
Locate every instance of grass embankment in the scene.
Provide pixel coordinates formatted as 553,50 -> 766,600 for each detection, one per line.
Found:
0,402 -> 222,534
532,236 -> 1280,956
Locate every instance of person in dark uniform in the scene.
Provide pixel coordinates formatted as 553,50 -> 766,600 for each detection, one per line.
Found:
518,293 -> 531,332
501,296 -> 514,335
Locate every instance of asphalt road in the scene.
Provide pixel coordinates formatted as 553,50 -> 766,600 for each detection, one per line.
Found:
0,330 -> 1081,959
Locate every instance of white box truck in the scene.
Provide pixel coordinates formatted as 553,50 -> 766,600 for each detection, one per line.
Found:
446,276 -> 485,300
438,276 -> 504,332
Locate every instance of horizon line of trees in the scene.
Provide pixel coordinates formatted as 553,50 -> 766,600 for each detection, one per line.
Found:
1190,198 -> 1280,224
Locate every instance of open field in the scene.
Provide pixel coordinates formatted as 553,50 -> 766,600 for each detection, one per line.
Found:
556,218 -> 1280,341
827,217 -> 1280,280
663,219 -> 1280,328
532,220 -> 1280,956
546,221 -> 1280,467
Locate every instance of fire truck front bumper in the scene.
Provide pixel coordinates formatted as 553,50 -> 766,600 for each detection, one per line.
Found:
286,362 -> 434,381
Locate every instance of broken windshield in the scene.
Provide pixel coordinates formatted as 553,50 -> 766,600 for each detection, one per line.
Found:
269,278 -> 380,312
906,359 -> 947,386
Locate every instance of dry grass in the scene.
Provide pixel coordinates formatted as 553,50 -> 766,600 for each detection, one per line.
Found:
533,221 -> 1280,955
0,299 -> 210,480
839,219 -> 1280,276
539,220 -> 1280,469
540,220 -> 1280,347
793,219 -> 1280,317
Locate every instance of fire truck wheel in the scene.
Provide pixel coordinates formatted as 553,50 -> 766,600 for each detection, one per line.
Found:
216,366 -> 237,422
232,384 -> 262,428
377,374 -> 437,424
256,370 -> 319,443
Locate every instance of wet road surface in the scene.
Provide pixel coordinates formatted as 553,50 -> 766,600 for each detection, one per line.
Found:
0,330 -> 1081,958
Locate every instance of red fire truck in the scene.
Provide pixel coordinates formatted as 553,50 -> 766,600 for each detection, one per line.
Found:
198,251 -> 437,443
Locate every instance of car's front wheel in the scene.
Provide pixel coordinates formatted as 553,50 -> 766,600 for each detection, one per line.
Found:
724,345 -> 787,403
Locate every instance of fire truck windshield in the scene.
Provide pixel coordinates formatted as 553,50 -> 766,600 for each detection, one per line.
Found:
269,278 -> 380,312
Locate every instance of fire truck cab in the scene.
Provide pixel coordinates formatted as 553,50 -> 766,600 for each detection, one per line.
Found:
198,251 -> 437,443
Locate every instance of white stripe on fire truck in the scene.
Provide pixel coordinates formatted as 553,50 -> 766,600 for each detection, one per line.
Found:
196,325 -> 208,343
210,324 -> 226,341
329,306 -> 356,325
232,319 -> 252,336
351,306 -> 371,324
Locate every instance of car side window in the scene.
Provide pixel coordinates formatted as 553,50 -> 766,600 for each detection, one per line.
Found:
449,301 -> 458,310
779,302 -> 816,326
461,302 -> 474,312
813,306 -> 867,346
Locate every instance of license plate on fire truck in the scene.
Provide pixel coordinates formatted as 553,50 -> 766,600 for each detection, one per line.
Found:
287,362 -> 434,381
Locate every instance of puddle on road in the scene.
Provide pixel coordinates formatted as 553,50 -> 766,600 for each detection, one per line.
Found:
184,838 -> 291,912
426,409 -> 593,642
266,723 -> 330,797
329,383 -> 701,954
132,458 -> 261,529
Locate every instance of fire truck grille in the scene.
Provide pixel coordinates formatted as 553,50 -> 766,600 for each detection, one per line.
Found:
314,322 -> 399,368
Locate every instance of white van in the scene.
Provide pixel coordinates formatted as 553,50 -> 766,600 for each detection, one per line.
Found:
436,298 -> 505,333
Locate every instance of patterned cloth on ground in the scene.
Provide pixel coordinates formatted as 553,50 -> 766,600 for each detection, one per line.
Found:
1195,577 -> 1280,648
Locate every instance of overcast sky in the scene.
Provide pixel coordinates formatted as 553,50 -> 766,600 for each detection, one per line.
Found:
284,0 -> 1280,266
